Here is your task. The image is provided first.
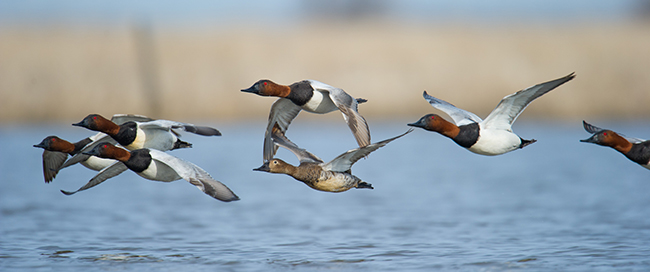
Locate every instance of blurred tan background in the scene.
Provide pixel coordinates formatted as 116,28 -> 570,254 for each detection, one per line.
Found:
1,1 -> 649,124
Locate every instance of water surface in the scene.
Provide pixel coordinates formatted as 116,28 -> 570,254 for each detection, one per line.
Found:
2,121 -> 650,271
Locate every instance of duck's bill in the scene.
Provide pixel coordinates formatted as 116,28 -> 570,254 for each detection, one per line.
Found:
580,136 -> 597,143
240,86 -> 259,94
33,143 -> 46,148
253,162 -> 270,172
407,121 -> 424,128
71,121 -> 85,127
82,149 -> 101,156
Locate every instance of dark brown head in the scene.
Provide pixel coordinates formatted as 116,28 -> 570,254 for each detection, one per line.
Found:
408,114 -> 460,138
581,129 -> 632,153
72,114 -> 120,135
241,80 -> 290,98
34,136 -> 75,153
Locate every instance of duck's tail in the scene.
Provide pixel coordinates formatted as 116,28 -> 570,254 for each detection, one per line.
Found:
173,139 -> 192,150
356,181 -> 373,189
519,138 -> 537,149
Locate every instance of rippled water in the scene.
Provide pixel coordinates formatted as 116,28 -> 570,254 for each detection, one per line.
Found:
2,121 -> 650,271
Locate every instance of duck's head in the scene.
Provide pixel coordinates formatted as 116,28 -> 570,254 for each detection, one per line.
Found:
580,129 -> 621,147
408,114 -> 447,132
72,114 -> 115,133
34,136 -> 72,152
241,80 -> 289,97
253,159 -> 292,174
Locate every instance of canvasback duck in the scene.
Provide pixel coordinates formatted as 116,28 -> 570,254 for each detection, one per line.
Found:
72,114 -> 221,151
408,73 -> 575,156
241,79 -> 370,162
61,143 -> 240,202
33,114 -> 156,183
580,120 -> 650,170
253,128 -> 412,192
34,135 -> 117,183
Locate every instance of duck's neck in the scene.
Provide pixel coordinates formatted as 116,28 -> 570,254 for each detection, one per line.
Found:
105,145 -> 132,162
434,119 -> 461,139
99,120 -> 121,136
609,134 -> 633,154
52,139 -> 76,154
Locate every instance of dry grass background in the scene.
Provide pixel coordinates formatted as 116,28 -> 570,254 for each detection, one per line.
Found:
1,21 -> 649,124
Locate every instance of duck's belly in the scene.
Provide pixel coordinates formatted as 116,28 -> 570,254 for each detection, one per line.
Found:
81,156 -> 116,171
468,129 -> 521,156
308,172 -> 358,193
138,160 -> 181,182
302,91 -> 338,114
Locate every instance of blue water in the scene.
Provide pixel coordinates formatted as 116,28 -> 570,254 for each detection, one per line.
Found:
2,121 -> 650,271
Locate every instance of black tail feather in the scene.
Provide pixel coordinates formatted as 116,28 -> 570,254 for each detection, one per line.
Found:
356,181 -> 373,189
173,139 -> 192,150
519,138 -> 537,149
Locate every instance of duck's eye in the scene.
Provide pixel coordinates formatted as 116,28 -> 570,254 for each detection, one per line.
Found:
263,82 -> 268,86
103,144 -> 107,148
93,116 -> 97,120
51,138 -> 56,142
603,132 -> 607,136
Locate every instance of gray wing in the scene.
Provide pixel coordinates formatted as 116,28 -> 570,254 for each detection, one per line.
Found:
60,134 -> 117,169
322,129 -> 413,172
111,114 -> 155,125
582,120 -> 605,134
140,120 -> 221,136
583,120 -> 645,144
60,162 -> 128,195
483,73 -> 575,130
271,126 -> 323,164
423,91 -> 483,126
185,167 -> 240,202
151,151 -> 239,202
41,150 -> 68,183
309,80 -> 371,147
264,98 -> 302,162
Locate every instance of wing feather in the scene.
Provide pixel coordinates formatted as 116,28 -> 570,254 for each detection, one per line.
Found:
322,129 -> 413,172
264,98 -> 302,161
483,73 -> 575,130
423,91 -> 483,126
60,162 -> 128,195
270,127 -> 323,164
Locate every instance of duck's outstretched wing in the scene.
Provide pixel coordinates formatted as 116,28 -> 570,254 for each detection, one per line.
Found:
322,129 -> 413,172
138,120 -> 221,136
41,150 -> 68,183
110,114 -> 155,125
309,80 -> 371,148
60,161 -> 128,195
152,151 -> 239,202
264,98 -> 303,162
483,73 -> 575,130
271,126 -> 323,164
423,91 -> 482,126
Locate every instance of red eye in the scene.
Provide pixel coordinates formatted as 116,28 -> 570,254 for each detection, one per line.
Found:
103,144 -> 107,148
51,138 -> 56,142
603,132 -> 607,136
93,116 -> 97,120
263,82 -> 267,86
